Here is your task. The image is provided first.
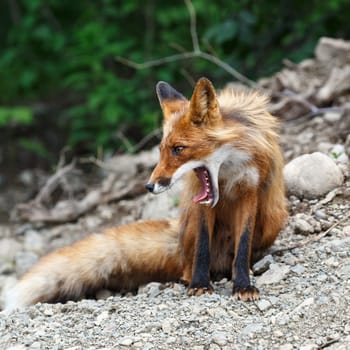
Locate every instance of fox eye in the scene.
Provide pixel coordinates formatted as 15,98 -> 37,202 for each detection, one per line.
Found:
172,146 -> 185,156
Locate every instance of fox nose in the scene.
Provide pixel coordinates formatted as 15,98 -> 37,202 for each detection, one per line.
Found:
145,183 -> 155,193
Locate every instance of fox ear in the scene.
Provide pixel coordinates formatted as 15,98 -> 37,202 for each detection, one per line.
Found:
189,77 -> 221,127
156,81 -> 188,120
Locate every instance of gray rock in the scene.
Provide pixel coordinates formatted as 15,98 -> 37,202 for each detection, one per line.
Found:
118,336 -> 134,346
292,214 -> 314,235
242,323 -> 263,335
138,282 -> 162,298
0,261 -> 14,274
18,170 -> 35,187
256,299 -> 272,311
290,264 -> 305,275
315,37 -> 350,63
329,237 -> 350,252
342,225 -> 350,235
0,238 -> 22,262
325,256 -> 339,267
97,205 -> 115,220
256,263 -> 290,287
338,264 -> 350,279
315,209 -> 327,220
282,252 -> 298,266
161,318 -> 179,333
15,251 -> 39,276
300,343 -> 318,350
292,297 -> 315,315
84,215 -> 103,229
24,230 -> 45,254
253,254 -> 274,275
279,344 -> 294,350
4,345 -> 27,350
94,310 -> 110,325
95,289 -> 113,300
0,225 -> 11,239
211,331 -> 228,346
324,112 -> 343,123
284,152 -> 344,199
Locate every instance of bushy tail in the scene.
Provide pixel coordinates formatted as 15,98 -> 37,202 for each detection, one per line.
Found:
4,220 -> 182,310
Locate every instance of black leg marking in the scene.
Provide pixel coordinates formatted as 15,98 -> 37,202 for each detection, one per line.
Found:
188,216 -> 212,295
233,223 -> 259,301
234,224 -> 250,288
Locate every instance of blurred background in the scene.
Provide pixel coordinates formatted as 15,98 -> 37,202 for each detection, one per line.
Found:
1,0 -> 350,172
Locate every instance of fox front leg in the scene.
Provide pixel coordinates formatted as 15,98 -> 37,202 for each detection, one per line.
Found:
187,215 -> 214,296
232,221 -> 260,301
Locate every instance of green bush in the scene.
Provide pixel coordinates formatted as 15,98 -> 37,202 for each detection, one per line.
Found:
0,107 -> 33,126
0,0 -> 349,159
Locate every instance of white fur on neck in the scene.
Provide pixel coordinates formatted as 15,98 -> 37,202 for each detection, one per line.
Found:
205,144 -> 252,205
167,144 -> 255,207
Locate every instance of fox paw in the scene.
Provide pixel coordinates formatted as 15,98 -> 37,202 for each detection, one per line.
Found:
233,286 -> 260,302
188,285 -> 214,296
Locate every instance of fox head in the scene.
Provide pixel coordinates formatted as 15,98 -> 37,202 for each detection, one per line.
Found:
146,77 -> 229,207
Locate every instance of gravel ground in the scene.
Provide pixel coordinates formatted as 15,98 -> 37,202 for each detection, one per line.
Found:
1,216 -> 350,350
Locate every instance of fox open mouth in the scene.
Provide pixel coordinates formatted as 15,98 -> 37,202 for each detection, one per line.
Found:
193,167 -> 214,206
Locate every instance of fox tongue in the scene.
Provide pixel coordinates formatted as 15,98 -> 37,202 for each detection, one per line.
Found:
193,167 -> 211,204
193,186 -> 208,203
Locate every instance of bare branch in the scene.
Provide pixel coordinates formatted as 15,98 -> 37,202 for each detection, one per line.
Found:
271,213 -> 350,255
57,146 -> 71,169
12,161 -> 148,224
14,178 -> 146,224
115,0 -> 258,88
132,127 -> 161,153
79,156 -> 120,173
115,130 -> 136,153
35,160 -> 76,205
281,89 -> 318,113
198,52 -> 258,88
285,106 -> 345,124
184,0 -> 200,53
116,50 -> 257,88
116,52 -> 198,70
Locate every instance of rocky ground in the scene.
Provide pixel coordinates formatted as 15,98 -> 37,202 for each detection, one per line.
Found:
0,37 -> 350,349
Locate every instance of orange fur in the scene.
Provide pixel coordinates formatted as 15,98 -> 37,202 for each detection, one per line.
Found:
4,78 -> 287,310
4,220 -> 182,309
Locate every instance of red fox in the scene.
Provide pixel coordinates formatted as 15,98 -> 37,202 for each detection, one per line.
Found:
4,78 -> 287,310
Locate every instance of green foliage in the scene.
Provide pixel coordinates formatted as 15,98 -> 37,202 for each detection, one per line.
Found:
0,0 -> 350,160
0,107 -> 33,126
18,137 -> 51,160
